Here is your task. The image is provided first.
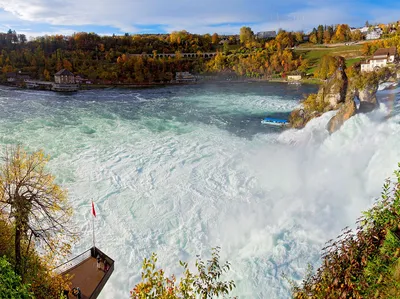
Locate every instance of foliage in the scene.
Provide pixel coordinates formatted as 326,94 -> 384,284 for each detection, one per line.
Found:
239,27 -> 254,45
0,193 -> 70,297
351,67 -> 395,90
291,164 -> 400,299
0,145 -> 75,298
0,145 -> 75,277
361,36 -> 400,56
0,256 -> 33,298
314,55 -> 339,80
301,93 -> 328,113
130,247 -> 236,299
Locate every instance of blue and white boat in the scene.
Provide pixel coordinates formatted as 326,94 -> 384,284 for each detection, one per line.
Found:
261,117 -> 288,126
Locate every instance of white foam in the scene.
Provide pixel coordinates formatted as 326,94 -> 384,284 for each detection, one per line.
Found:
378,81 -> 398,91
1,89 -> 399,298
56,108 -> 399,298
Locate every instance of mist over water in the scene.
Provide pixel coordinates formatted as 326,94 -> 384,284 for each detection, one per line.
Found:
0,82 -> 399,298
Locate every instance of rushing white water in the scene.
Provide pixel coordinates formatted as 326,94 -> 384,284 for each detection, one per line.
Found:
0,83 -> 399,298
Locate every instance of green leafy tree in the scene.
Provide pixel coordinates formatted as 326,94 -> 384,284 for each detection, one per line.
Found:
130,247 -> 236,299
317,25 -> 324,44
239,26 -> 254,45
0,256 -> 33,299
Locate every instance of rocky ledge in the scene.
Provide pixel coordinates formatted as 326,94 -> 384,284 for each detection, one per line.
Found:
290,56 -> 396,133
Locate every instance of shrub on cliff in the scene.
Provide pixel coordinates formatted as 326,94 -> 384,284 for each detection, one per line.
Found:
302,93 -> 329,113
351,67 -> 395,90
291,164 -> 400,299
130,247 -> 236,299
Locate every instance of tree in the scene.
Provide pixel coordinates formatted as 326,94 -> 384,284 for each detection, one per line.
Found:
294,32 -> 304,44
350,29 -> 363,41
333,24 -> 351,42
314,55 -> 339,79
239,26 -> 254,45
211,33 -> 219,45
309,33 -> 317,44
130,247 -> 236,299
317,25 -> 324,44
0,256 -> 33,299
0,145 -> 74,277
43,69 -> 50,81
323,27 -> 332,44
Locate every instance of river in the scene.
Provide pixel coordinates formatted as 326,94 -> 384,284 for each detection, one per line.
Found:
0,82 -> 399,298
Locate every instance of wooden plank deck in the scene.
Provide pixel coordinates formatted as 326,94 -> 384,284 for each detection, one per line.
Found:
63,257 -> 106,299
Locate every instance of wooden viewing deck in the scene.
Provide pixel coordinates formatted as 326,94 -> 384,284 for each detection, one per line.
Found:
54,247 -> 114,299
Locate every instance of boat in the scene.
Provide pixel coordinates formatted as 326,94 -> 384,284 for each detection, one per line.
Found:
261,117 -> 289,126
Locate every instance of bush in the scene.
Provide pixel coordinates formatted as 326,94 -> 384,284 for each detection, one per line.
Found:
0,256 -> 33,299
130,247 -> 236,299
290,164 -> 400,299
302,93 -> 328,113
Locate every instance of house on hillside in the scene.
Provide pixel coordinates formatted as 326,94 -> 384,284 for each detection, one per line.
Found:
366,27 -> 383,40
361,47 -> 398,72
54,69 -> 75,84
256,31 -> 276,39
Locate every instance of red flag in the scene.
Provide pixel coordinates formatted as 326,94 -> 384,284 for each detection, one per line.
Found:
91,201 -> 96,217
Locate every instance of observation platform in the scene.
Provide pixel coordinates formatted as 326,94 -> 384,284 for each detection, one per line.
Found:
54,247 -> 114,299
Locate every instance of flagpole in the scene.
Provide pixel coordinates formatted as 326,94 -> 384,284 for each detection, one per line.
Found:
92,200 -> 96,249
93,211 -> 95,248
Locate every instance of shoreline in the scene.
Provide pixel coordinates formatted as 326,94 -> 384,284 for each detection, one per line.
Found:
0,77 -> 321,92
80,78 -> 321,90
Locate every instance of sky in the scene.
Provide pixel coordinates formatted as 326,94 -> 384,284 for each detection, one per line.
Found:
0,0 -> 399,38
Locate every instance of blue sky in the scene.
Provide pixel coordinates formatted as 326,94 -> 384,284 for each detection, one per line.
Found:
0,0 -> 399,38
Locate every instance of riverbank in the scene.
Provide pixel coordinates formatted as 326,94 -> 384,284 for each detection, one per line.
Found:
80,77 -> 321,90
0,75 -> 322,92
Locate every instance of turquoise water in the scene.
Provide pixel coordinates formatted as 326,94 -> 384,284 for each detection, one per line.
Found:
0,82 -> 399,298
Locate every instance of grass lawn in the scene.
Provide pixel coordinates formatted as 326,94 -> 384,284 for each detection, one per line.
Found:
345,58 -> 362,67
295,44 -> 363,74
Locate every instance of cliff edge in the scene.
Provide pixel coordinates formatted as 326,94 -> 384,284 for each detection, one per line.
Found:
289,56 -> 393,133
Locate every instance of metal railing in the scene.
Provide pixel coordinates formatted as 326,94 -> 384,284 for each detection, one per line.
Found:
54,246 -> 114,299
90,247 -> 115,299
53,248 -> 92,274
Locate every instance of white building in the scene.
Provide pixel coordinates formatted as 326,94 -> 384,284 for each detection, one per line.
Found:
366,27 -> 383,40
256,31 -> 276,39
361,47 -> 397,72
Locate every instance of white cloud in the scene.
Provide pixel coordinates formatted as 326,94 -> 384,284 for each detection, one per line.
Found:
0,0 -> 399,35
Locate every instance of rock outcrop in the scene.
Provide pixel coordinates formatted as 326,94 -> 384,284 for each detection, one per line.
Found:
290,59 -> 349,129
327,99 -> 357,133
356,82 -> 379,113
289,56 -> 383,133
318,67 -> 348,109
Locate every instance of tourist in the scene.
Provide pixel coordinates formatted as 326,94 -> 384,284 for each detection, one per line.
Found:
96,255 -> 101,270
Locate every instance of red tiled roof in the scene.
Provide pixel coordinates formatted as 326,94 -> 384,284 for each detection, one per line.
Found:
373,47 -> 397,57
